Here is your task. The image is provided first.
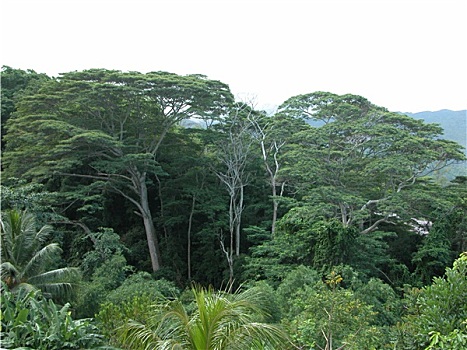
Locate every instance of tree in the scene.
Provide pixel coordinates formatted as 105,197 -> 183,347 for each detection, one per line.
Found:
0,66 -> 50,150
213,102 -> 255,283
410,176 -> 467,284
248,111 -> 308,235
0,209 -> 80,300
118,285 -> 290,350
2,69 -> 234,272
278,91 -> 466,235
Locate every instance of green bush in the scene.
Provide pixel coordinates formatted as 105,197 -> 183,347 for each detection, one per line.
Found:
105,272 -> 180,305
0,284 -> 111,349
280,271 -> 384,349
394,252 -> 467,349
95,273 -> 180,347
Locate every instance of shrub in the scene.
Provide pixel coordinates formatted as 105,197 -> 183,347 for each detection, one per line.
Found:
0,284 -> 110,349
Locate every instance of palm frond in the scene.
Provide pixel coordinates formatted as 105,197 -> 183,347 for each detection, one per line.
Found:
27,267 -> 81,284
0,210 -> 52,266
21,243 -> 62,277
119,319 -> 160,350
35,282 -> 80,299
0,210 -> 78,302
34,223 -> 53,243
118,286 -> 290,350
228,322 -> 291,349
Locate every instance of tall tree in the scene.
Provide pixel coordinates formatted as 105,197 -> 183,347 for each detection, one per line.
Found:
278,92 -> 466,235
249,112 -> 308,235
2,69 -> 234,272
213,103 -> 255,283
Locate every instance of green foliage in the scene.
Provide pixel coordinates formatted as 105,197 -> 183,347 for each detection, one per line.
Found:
246,216 -> 388,284
3,69 -> 466,349
412,228 -> 453,285
275,265 -> 320,296
394,253 -> 467,349
283,272 -> 384,350
2,68 -> 235,273
278,92 -> 465,235
105,272 -> 180,305
94,272 -> 180,348
311,219 -> 358,270
116,285 -> 290,350
0,178 -> 55,214
352,277 -> 403,326
80,227 -> 129,276
96,294 -> 155,349
347,230 -> 397,281
1,66 -> 50,149
0,285 -> 109,349
75,254 -> 129,319
425,323 -> 467,349
0,209 -> 81,301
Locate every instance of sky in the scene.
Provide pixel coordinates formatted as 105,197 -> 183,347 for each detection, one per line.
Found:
1,0 -> 466,113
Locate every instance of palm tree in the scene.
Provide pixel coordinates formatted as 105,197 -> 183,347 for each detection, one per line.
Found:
0,209 -> 80,300
118,285 -> 291,350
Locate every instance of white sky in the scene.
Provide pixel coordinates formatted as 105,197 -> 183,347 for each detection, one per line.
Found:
1,0 -> 466,113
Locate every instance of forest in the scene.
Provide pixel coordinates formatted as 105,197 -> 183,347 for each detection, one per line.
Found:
1,66 -> 466,349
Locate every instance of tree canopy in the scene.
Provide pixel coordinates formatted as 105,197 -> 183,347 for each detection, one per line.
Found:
1,66 -> 466,349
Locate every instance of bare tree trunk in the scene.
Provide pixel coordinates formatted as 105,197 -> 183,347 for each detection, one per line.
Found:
235,184 -> 244,256
248,115 -> 286,236
220,230 -> 234,286
139,174 -> 161,272
271,177 -> 278,235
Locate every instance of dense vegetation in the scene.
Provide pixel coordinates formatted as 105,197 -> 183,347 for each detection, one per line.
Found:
1,66 -> 466,349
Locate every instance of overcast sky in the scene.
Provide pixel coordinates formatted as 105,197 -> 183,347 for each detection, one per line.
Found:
1,0 -> 466,113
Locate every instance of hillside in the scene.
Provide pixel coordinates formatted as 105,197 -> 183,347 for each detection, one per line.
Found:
404,110 -> 466,153
404,109 -> 466,180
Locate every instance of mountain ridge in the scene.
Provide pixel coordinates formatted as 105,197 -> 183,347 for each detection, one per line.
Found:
403,109 -> 466,153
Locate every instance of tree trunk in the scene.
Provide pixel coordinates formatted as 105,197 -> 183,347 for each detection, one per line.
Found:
271,178 -> 278,236
235,184 -> 244,256
139,174 -> 162,272
187,194 -> 196,281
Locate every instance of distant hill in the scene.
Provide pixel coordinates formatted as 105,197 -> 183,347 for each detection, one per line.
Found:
403,110 -> 466,180
403,110 -> 466,153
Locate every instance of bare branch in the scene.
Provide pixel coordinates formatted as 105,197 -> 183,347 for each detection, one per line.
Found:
360,216 -> 395,234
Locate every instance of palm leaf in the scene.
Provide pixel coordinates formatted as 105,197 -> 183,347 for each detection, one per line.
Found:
28,267 -> 81,284
35,282 -> 80,299
34,223 -> 53,243
21,243 -> 62,278
0,209 -> 81,300
118,286 -> 290,350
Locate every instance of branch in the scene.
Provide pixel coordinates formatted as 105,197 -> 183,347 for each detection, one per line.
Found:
50,220 -> 96,244
360,216 -> 395,235
57,170 -> 140,201
112,186 -> 144,214
360,198 -> 389,211
397,174 -> 417,192
219,230 -> 233,264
